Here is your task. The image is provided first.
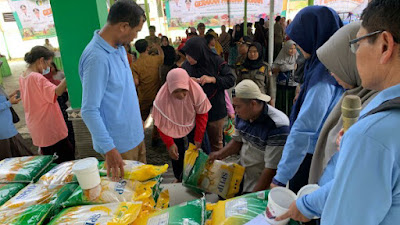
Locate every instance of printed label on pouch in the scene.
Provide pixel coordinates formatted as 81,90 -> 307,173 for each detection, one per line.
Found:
225,198 -> 248,218
114,180 -> 127,195
84,213 -> 102,225
147,212 -> 169,225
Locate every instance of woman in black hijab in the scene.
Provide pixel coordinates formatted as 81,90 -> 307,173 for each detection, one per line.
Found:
160,36 -> 177,84
181,37 -> 235,153
235,42 -> 275,105
228,24 -> 243,65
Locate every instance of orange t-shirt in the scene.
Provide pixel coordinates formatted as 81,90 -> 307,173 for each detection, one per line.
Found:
19,72 -> 68,147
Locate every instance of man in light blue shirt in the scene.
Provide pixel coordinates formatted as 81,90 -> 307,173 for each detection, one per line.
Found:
275,1 -> 400,224
79,0 -> 146,181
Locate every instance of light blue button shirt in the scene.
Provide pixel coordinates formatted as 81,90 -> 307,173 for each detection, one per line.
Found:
274,82 -> 344,184
0,95 -> 18,140
79,31 -> 144,154
297,83 -> 400,224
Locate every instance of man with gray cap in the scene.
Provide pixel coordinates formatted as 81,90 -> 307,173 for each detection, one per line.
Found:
209,79 -> 290,193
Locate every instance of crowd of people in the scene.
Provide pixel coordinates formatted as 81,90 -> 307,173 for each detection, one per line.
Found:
1,0 -> 400,223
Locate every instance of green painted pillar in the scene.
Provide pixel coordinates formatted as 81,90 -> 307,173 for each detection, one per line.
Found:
50,0 -> 108,109
144,0 -> 151,29
308,0 -> 314,6
243,0 -> 247,36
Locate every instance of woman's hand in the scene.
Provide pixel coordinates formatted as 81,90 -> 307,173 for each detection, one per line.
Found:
274,201 -> 311,223
198,75 -> 216,86
194,141 -> 202,150
336,128 -> 344,151
293,85 -> 301,104
168,144 -> 179,160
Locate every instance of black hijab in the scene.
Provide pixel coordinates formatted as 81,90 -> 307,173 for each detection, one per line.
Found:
181,37 -> 225,94
181,36 -> 219,67
243,42 -> 264,70
231,25 -> 243,46
161,36 -> 176,66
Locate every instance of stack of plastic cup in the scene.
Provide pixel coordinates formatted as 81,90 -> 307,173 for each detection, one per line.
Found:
72,157 -> 101,190
265,187 -> 297,225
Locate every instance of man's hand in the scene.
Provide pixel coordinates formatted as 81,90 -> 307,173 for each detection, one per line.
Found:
105,148 -> 125,181
198,75 -> 216,86
274,201 -> 311,223
8,90 -> 18,98
208,151 -> 223,162
9,94 -> 21,105
336,128 -> 344,151
168,144 -> 179,160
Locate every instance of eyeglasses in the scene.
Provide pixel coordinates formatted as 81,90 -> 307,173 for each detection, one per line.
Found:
349,30 -> 383,53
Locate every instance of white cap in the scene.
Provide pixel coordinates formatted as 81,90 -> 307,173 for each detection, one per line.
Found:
233,79 -> 271,103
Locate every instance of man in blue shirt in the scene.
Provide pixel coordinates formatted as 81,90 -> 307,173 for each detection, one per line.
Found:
275,1 -> 400,224
79,0 -> 146,181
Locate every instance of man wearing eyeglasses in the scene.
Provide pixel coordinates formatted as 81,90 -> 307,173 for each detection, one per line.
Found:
273,1 -> 400,224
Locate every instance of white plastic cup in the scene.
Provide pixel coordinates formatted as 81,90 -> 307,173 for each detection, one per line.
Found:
266,187 -> 297,225
297,184 -> 320,199
297,184 -> 320,219
72,157 -> 100,190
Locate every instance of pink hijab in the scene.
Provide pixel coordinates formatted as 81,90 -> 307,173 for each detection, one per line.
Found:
153,68 -> 211,138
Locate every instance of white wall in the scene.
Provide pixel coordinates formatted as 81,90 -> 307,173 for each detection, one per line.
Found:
0,0 -> 59,59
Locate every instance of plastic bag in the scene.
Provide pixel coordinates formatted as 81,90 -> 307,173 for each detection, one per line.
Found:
37,161 -> 77,185
0,183 -> 77,217
0,183 -> 26,207
48,202 -> 142,225
0,204 -> 52,225
155,189 -> 169,210
62,177 -> 158,211
224,118 -> 235,144
133,198 -> 206,225
0,156 -> 54,183
97,161 -> 167,182
209,190 -> 300,225
183,143 -> 244,199
98,160 -> 168,182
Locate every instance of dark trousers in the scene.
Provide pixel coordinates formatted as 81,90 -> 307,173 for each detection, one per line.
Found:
289,153 -> 319,225
172,129 -> 211,180
289,153 -> 313,193
276,85 -> 297,116
41,138 -> 75,164
274,43 -> 283,61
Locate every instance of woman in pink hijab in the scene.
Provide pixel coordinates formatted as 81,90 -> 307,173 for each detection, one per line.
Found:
153,68 -> 211,180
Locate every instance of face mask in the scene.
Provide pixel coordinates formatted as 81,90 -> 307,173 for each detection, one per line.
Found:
41,60 -> 50,75
42,66 -> 50,75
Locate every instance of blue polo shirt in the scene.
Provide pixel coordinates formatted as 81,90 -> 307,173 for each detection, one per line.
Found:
79,31 -> 144,154
0,94 -> 18,140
